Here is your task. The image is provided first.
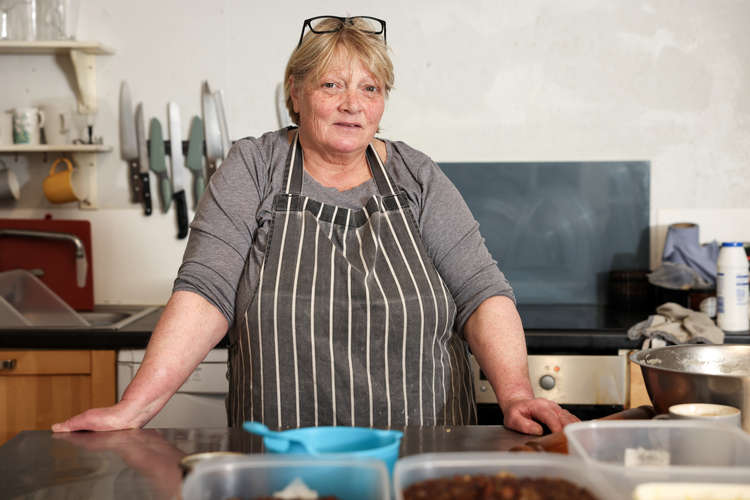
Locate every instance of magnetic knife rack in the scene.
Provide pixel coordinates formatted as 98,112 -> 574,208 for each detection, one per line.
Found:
145,140 -> 236,156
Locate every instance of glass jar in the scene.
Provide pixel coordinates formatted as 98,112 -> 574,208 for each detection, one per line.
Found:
0,0 -> 36,40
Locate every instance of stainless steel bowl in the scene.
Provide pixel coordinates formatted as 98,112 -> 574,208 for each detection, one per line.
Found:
630,344 -> 750,432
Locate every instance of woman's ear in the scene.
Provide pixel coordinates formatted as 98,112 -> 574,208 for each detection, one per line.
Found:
288,76 -> 300,114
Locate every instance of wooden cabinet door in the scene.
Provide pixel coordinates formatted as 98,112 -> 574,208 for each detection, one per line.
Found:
628,357 -> 652,408
0,350 -> 115,445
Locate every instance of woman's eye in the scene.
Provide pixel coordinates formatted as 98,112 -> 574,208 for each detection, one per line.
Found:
322,82 -> 337,89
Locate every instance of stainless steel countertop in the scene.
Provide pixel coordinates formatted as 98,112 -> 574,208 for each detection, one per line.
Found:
0,426 -> 534,499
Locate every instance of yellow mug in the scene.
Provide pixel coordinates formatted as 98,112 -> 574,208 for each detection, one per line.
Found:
43,157 -> 82,204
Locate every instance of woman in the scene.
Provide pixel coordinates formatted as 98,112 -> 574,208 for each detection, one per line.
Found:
53,16 -> 576,434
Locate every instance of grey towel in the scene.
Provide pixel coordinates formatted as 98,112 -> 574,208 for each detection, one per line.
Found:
627,302 -> 725,345
661,223 -> 719,286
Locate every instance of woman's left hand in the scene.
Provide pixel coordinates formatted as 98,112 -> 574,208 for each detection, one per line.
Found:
501,397 -> 579,435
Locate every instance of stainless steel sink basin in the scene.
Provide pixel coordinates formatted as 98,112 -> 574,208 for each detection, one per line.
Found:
78,305 -> 159,329
79,312 -> 131,327
0,269 -> 159,329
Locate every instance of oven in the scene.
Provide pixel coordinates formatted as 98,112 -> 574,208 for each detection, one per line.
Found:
472,304 -> 642,423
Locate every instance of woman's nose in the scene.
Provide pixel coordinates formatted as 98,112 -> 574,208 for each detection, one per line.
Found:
339,90 -> 361,113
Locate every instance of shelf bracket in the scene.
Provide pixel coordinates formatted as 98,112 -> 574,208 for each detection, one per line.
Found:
70,49 -> 97,114
71,152 -> 97,210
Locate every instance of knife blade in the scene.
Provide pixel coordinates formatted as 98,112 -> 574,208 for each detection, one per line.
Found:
134,103 -> 152,216
167,102 -> 189,240
185,115 -> 206,207
202,81 -> 223,180
213,89 -> 231,159
119,81 -> 142,204
148,118 -> 171,213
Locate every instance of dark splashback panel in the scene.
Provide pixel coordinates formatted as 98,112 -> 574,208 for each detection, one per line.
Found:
438,162 -> 650,305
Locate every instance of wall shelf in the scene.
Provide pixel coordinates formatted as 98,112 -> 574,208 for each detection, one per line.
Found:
0,40 -> 114,113
0,41 -> 114,210
0,41 -> 114,55
0,145 -> 112,153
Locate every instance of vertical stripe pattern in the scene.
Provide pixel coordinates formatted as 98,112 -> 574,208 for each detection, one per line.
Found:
228,134 -> 475,429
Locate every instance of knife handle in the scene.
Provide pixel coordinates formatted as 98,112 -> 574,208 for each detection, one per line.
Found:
159,175 -> 172,213
139,172 -> 152,216
206,161 -> 217,181
174,190 -> 189,239
193,175 -> 205,207
129,160 -> 142,203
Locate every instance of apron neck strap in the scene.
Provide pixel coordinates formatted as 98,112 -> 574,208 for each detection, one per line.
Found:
282,131 -> 304,194
366,143 -> 397,196
282,131 -> 397,196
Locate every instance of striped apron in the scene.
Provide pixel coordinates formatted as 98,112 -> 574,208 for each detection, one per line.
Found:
227,133 -> 476,429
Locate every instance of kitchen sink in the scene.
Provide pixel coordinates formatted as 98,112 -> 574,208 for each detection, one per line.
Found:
0,269 -> 158,329
78,311 -> 131,327
78,305 -> 159,329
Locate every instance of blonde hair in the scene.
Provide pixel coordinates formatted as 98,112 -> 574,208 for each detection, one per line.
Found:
284,17 -> 394,125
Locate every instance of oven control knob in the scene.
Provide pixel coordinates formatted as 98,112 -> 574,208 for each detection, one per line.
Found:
539,374 -> 556,390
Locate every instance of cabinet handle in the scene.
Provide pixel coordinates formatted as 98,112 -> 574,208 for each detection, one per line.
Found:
1,359 -> 17,371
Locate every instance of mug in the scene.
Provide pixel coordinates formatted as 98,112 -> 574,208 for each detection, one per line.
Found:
655,403 -> 741,427
42,157 -> 83,204
12,107 -> 45,145
660,404 -> 744,467
0,165 -> 20,201
39,103 -> 72,145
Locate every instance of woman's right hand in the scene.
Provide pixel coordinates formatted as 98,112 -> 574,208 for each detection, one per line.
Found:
52,291 -> 228,433
52,399 -> 148,432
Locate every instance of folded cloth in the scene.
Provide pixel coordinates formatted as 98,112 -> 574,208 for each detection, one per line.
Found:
627,302 -> 724,345
661,223 -> 719,286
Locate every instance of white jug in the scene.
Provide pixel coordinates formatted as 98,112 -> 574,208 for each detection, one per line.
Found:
12,107 -> 45,145
39,103 -> 72,145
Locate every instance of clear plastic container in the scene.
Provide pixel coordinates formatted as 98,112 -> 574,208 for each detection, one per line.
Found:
393,451 -> 622,500
633,482 -> 750,500
0,269 -> 88,326
564,420 -> 750,496
182,455 -> 390,500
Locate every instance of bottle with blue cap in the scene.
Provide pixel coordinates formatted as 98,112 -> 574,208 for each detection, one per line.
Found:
716,242 -> 749,332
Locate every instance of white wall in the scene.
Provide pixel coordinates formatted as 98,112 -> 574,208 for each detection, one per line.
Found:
1,0 -> 749,304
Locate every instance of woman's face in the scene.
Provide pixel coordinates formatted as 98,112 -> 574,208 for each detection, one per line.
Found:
292,49 -> 385,157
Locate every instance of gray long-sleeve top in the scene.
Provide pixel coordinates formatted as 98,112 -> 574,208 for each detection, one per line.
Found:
174,128 -> 514,334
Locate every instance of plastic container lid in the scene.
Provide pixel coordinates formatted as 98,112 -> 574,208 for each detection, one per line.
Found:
722,242 -> 744,247
393,451 -> 621,500
182,454 -> 389,500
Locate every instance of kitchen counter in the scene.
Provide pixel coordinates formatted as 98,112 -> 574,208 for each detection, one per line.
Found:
1,304 -> 748,350
0,306 -> 233,349
0,426 -> 535,499
0,306 -> 166,349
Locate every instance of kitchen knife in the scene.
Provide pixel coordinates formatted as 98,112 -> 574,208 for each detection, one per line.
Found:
119,82 -> 142,204
213,89 -> 231,159
134,103 -> 152,216
167,102 -> 189,240
185,115 -> 206,207
202,81 -> 223,180
148,118 -> 172,213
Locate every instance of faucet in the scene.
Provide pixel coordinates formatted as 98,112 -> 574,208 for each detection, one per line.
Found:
0,229 -> 88,287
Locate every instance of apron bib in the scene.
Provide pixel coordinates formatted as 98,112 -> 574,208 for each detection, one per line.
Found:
228,133 -> 476,429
